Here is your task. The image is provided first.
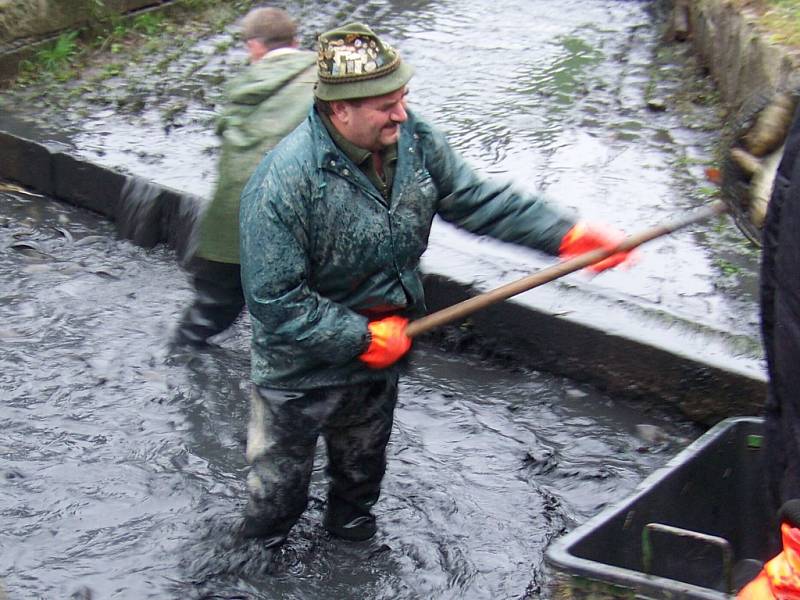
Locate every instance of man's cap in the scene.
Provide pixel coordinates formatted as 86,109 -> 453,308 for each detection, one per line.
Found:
314,22 -> 414,101
241,7 -> 297,44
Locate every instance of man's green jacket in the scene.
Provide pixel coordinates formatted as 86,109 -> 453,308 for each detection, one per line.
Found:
196,49 -> 316,264
240,108 -> 576,390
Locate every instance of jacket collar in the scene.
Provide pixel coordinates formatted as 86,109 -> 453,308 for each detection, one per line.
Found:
310,107 -> 350,173
264,47 -> 302,59
308,108 -> 388,204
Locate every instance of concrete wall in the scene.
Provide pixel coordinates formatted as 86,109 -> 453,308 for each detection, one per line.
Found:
0,0 -> 170,83
0,129 -> 201,261
688,0 -> 800,111
0,0 -> 165,43
422,276 -> 766,426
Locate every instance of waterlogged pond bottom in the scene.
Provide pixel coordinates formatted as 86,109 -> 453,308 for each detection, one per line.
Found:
0,190 -> 700,598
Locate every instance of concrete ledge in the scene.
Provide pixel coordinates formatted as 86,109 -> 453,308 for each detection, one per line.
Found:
689,0 -> 800,111
52,151 -> 126,219
0,130 -> 53,193
422,275 -> 766,426
0,127 -> 198,259
161,186 -> 201,258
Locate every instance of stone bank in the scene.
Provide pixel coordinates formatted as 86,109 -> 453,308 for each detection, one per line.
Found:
0,0 -> 174,82
685,0 -> 800,111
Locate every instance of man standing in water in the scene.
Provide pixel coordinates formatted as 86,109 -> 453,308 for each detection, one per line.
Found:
238,22 -> 634,546
172,7 -> 316,348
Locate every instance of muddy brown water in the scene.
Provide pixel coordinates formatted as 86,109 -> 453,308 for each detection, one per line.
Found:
0,0 -> 760,598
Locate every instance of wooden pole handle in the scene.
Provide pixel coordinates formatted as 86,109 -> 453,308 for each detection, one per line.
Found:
405,201 -> 729,338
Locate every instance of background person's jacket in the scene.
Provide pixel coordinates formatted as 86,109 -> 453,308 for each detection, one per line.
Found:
240,107 -> 576,389
196,49 -> 316,264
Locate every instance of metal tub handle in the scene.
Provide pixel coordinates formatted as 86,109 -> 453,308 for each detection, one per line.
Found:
642,522 -> 733,594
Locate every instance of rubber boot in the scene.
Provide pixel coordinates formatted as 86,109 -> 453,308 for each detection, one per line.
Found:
323,494 -> 377,541
172,258 -> 244,348
237,515 -> 290,548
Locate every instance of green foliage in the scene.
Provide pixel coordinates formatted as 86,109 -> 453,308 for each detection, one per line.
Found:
759,0 -> 800,47
178,0 -> 215,9
101,63 -> 124,78
697,185 -> 720,198
11,0 -> 247,87
715,258 -> 742,277
214,39 -> 234,53
768,0 -> 800,16
17,31 -> 81,83
133,13 -> 165,35
38,31 -> 81,70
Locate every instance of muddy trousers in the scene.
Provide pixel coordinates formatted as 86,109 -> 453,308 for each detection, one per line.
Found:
244,375 -> 399,541
175,257 -> 245,346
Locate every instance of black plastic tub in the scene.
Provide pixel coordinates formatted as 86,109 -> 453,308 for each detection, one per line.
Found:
546,417 -> 769,599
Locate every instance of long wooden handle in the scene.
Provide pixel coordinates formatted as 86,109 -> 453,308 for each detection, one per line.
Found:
405,201 -> 729,338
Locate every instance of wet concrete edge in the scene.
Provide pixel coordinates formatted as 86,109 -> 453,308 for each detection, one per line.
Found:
422,276 -> 765,426
689,0 -> 800,111
0,128 -> 767,425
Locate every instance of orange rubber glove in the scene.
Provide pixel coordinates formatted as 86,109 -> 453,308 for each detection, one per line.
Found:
558,221 -> 634,273
359,315 -> 412,369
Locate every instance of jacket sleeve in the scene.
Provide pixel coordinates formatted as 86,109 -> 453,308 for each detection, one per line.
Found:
421,120 -> 575,255
239,159 -> 370,364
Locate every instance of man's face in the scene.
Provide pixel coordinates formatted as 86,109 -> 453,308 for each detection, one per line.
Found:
331,87 -> 409,152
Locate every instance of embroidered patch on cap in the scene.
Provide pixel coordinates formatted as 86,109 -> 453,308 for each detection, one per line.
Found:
317,29 -> 399,82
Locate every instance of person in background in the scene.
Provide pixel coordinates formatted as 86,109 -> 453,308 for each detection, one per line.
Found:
172,6 -> 316,348
238,22 -> 635,547
738,499 -> 800,599
760,101 -> 800,541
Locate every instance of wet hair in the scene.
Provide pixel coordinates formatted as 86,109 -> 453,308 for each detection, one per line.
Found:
313,97 -> 331,115
240,7 -> 297,49
314,96 -> 363,116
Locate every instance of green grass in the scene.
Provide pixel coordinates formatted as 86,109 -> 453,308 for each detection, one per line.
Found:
715,257 -> 743,277
10,0 -> 250,87
132,13 -> 165,35
757,0 -> 800,47
16,31 -> 81,83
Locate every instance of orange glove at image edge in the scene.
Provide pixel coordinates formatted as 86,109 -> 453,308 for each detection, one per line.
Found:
558,221 -> 633,273
359,315 -> 412,369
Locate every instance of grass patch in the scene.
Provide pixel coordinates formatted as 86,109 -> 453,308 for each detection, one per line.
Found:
9,0 -> 254,88
16,31 -> 82,83
761,1 -> 800,46
715,257 -> 743,276
132,12 -> 165,35
735,0 -> 800,47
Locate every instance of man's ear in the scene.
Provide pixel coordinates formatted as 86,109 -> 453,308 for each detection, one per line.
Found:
329,100 -> 350,124
246,39 -> 268,62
